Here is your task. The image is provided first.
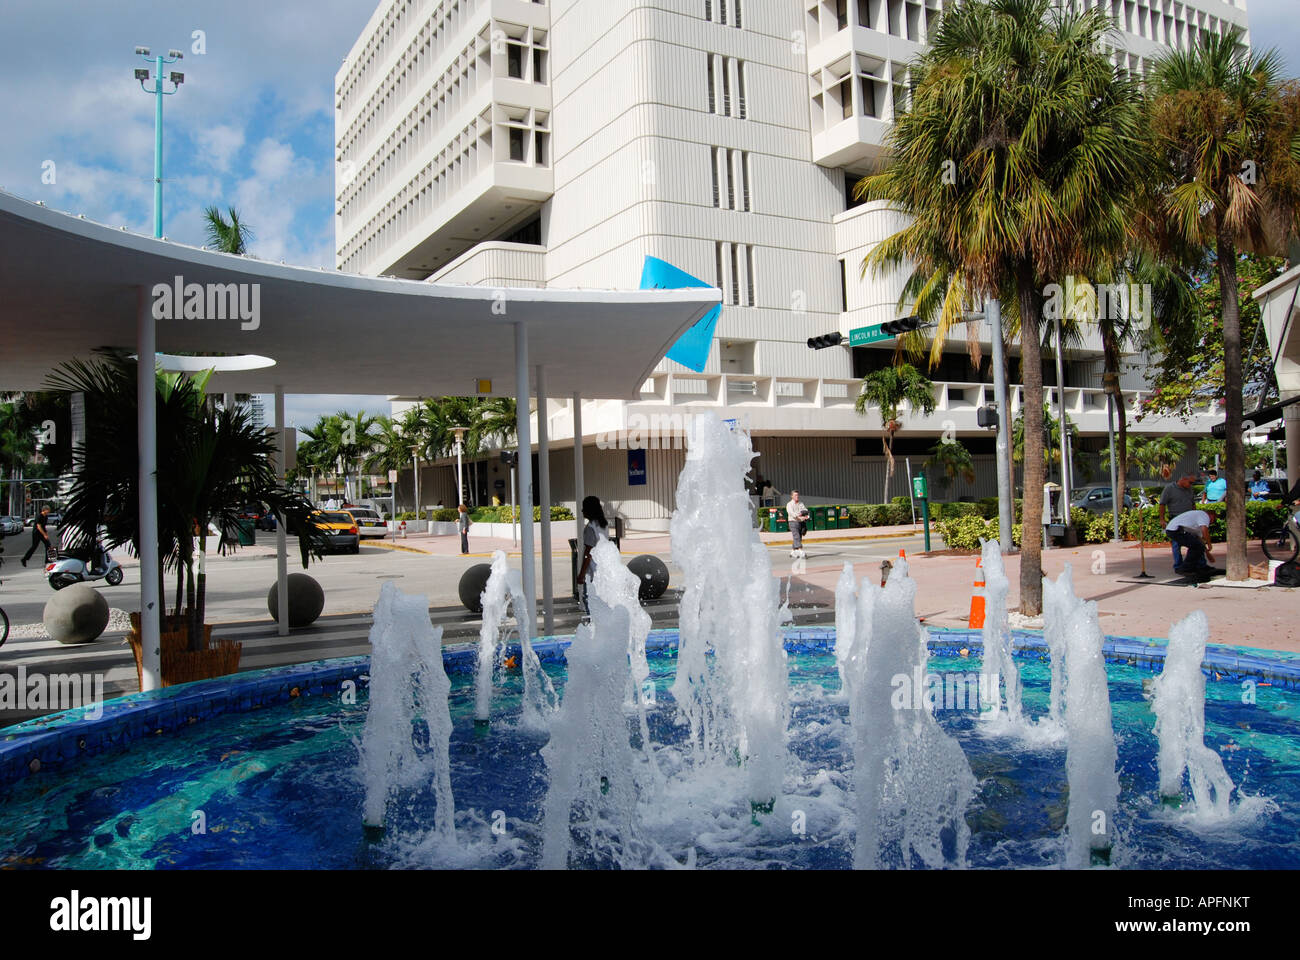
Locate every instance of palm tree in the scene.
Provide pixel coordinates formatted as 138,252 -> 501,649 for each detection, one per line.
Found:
1144,31 -> 1300,580
856,363 -> 937,502
1012,405 -> 1077,469
366,414 -> 415,513
48,353 -> 324,653
0,400 -> 35,516
925,438 -> 976,494
855,0 -> 1144,613
203,206 -> 253,255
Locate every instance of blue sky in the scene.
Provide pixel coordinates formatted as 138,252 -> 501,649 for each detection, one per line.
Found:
2,0 -> 1297,426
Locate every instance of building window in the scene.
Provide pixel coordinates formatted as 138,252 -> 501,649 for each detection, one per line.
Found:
711,147 -> 720,206
840,77 -> 853,120
740,151 -> 751,211
533,48 -> 547,83
839,259 -> 848,312
534,130 -> 548,165
705,0 -> 712,19
737,61 -> 747,118
730,243 -> 740,306
501,216 -> 541,245
746,245 -> 756,305
509,127 -> 525,161
725,151 -> 735,208
837,0 -> 849,30
734,0 -> 742,28
707,55 -> 716,113
715,241 -> 726,301
720,0 -> 728,25
507,43 -> 524,79
722,57 -> 732,115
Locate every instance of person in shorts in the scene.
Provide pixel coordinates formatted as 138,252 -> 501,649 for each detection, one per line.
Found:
786,490 -> 810,559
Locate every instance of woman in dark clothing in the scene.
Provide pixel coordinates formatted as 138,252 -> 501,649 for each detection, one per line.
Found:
576,496 -> 610,610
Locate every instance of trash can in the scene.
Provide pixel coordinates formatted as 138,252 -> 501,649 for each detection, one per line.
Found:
838,505 -> 851,529
234,519 -> 256,546
771,507 -> 788,533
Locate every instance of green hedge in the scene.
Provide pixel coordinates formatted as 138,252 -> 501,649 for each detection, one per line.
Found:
1118,500 -> 1288,542
469,505 -> 575,523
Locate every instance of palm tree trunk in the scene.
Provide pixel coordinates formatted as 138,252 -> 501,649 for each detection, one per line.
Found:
1100,324 -> 1130,501
1217,234 -> 1247,580
1018,266 -> 1046,615
195,530 -> 208,652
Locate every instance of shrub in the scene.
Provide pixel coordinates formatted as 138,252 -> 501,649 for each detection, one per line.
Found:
432,507 -> 459,522
934,515 -> 996,550
1084,514 -> 1112,543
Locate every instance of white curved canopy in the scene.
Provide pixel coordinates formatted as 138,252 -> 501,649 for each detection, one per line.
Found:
0,190 -> 718,398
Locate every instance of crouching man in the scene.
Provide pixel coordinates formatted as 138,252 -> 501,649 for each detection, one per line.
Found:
1164,508 -> 1223,580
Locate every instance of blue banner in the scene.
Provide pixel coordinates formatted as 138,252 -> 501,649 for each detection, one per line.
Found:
639,255 -> 720,373
627,448 -> 647,486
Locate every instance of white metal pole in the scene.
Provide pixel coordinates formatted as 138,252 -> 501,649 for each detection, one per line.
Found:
412,453 -> 420,521
988,299 -> 1014,549
515,322 -> 536,633
136,287 -> 161,691
536,364 -> 554,635
1054,314 -> 1071,526
511,464 -> 518,546
275,386 -> 289,637
456,436 -> 464,507
573,393 -> 584,581
1107,393 -> 1121,541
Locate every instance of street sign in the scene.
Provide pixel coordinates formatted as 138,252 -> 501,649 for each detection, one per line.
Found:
849,323 -> 893,346
388,469 -> 398,483
913,475 -> 928,500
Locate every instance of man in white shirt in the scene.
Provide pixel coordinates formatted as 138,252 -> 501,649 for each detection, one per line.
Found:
1164,509 -> 1221,579
786,490 -> 810,559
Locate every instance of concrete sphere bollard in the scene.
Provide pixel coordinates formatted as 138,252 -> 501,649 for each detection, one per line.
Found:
628,554 -> 670,602
266,573 -> 325,628
43,584 -> 110,644
459,563 -> 494,613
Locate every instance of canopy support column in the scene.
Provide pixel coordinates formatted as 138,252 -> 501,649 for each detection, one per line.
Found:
275,386 -> 289,637
536,364 -> 554,636
572,393 -> 584,596
137,287 -> 161,691
515,323 -> 536,634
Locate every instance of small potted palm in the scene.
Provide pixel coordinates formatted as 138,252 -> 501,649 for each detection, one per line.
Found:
50,352 -> 326,686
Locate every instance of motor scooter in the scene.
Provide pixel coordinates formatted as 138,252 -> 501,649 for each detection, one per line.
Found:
46,544 -> 124,590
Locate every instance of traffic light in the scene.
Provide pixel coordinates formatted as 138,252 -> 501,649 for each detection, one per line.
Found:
807,332 -> 845,349
500,450 -> 519,467
977,405 -> 998,429
881,315 -> 922,336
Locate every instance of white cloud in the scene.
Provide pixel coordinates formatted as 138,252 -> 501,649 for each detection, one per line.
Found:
195,123 -> 246,172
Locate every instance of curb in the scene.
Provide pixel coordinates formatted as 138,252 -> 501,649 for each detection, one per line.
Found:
368,541 -> 432,555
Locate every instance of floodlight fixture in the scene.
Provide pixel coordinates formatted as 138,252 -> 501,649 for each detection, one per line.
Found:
135,45 -> 150,56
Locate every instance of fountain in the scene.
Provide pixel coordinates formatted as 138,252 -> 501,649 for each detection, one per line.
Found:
506,568 -> 558,731
473,551 -> 511,729
1152,610 -> 1235,817
540,540 -> 655,868
849,560 -> 977,868
669,413 -> 788,815
357,581 -> 455,842
1044,565 -> 1120,867
978,538 -> 1022,726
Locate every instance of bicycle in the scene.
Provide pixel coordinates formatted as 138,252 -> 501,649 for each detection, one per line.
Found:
1260,506 -> 1300,563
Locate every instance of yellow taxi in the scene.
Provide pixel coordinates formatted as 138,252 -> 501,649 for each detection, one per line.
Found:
311,510 -> 360,554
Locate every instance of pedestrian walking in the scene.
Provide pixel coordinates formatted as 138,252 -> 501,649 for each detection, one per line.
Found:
458,503 -> 471,554
21,506 -> 52,566
1157,470 -> 1198,568
786,490 -> 810,559
576,495 -> 611,612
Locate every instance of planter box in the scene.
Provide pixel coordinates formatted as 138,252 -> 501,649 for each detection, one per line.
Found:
127,613 -> 242,688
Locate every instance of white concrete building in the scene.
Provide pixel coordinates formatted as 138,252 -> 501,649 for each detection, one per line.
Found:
337,0 -> 1248,527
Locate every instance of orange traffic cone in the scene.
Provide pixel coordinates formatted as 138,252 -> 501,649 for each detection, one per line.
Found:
898,546 -> 907,561
969,556 -> 986,628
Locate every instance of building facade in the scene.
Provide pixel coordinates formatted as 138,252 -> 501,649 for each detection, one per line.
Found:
337,0 -> 1248,527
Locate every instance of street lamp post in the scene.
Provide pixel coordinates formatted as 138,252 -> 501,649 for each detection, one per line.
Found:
133,46 -> 184,239
452,426 -> 467,506
410,445 -> 422,521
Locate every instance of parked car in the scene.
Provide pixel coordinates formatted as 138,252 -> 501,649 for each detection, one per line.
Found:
24,511 -> 61,527
311,511 -> 360,554
1069,485 -> 1134,514
0,516 -> 23,536
341,506 -> 389,538
238,502 -> 277,531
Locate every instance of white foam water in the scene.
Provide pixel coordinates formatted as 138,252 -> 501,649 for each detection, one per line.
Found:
850,560 -> 977,869
506,569 -> 558,732
1043,564 -> 1120,868
358,581 -> 455,841
977,539 -> 1022,725
1152,610 -> 1235,819
669,413 -> 788,812
474,551 -> 511,723
540,539 -> 656,868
